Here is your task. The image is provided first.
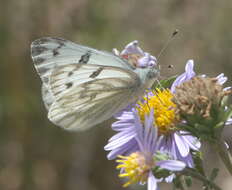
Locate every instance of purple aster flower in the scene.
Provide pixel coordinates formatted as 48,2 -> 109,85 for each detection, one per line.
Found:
105,60 -> 202,168
113,40 -> 157,68
114,110 -> 186,190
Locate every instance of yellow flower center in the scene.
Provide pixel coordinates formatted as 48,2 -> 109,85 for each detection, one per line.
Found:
116,152 -> 154,187
137,89 -> 178,135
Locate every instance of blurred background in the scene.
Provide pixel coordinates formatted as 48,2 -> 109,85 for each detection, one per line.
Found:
0,0 -> 232,190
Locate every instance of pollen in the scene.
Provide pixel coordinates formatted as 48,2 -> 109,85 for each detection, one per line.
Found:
116,152 -> 154,187
137,89 -> 178,135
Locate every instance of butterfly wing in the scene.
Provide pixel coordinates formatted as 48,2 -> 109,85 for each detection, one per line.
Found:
31,37 -> 155,131
41,84 -> 54,110
31,37 -> 135,85
48,64 -> 142,131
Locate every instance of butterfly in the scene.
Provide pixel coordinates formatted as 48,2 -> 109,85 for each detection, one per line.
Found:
31,37 -> 159,131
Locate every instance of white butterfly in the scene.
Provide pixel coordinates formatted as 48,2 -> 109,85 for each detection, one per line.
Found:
31,37 -> 159,131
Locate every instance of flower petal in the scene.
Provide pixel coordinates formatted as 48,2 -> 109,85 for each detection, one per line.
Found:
174,133 -> 190,157
157,160 -> 186,171
216,73 -> 227,85
226,118 -> 232,126
111,122 -> 134,131
104,130 -> 136,151
137,53 -> 157,68
116,113 -> 134,120
171,59 -> 196,92
178,152 -> 194,168
181,134 -> 201,151
185,60 -> 195,77
165,174 -> 175,183
148,172 -> 158,190
120,40 -> 144,56
106,139 -> 138,160
224,86 -> 231,91
108,129 -> 136,142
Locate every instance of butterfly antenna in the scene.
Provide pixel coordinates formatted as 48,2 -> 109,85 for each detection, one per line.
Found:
153,29 -> 179,91
156,29 -> 179,63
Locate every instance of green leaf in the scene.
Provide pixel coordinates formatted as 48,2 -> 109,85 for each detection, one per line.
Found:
221,96 -> 229,108
192,151 -> 206,176
214,122 -> 224,129
151,75 -> 177,89
194,123 -> 212,134
184,176 -> 192,187
173,176 -> 185,190
209,168 -> 219,181
175,123 -> 200,138
154,151 -> 170,161
152,165 -> 171,179
223,106 -> 232,123
152,168 -> 171,179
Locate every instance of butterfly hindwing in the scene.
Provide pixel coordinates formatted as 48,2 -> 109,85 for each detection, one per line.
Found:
49,63 -> 138,99
47,64 -> 142,130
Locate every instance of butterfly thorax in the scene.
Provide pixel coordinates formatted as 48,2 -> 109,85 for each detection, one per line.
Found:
134,66 -> 160,88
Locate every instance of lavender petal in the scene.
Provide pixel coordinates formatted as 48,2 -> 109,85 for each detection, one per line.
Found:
157,160 -> 186,171
171,59 -> 196,92
216,73 -> 227,85
104,131 -> 136,151
174,133 -> 190,157
165,174 -> 175,183
148,172 -> 158,190
226,118 -> 232,126
120,40 -> 144,56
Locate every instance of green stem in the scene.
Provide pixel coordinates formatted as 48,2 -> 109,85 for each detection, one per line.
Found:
212,139 -> 232,175
181,168 -> 222,190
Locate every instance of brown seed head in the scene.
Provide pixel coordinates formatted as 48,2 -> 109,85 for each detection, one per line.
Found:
173,76 -> 231,118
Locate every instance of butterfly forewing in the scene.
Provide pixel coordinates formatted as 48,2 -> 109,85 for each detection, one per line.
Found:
41,84 -> 54,110
31,37 -> 134,85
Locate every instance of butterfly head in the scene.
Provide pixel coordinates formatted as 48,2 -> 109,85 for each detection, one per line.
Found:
135,53 -> 159,79
147,61 -> 160,80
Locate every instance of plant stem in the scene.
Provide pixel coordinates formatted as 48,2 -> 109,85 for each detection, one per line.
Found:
212,139 -> 232,175
181,168 -> 222,190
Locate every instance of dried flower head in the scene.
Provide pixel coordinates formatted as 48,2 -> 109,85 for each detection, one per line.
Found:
173,76 -> 231,118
